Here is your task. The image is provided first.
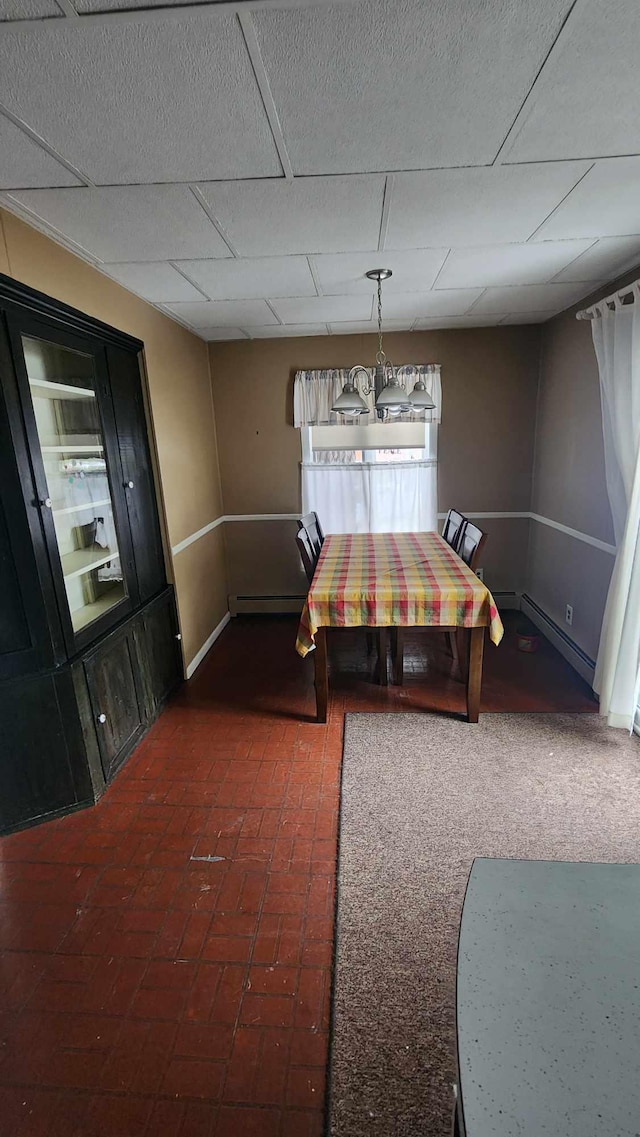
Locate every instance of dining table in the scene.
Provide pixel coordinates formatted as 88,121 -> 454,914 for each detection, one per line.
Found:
295,531 -> 504,723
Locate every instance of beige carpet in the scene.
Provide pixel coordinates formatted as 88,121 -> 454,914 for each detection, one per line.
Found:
329,713 -> 640,1137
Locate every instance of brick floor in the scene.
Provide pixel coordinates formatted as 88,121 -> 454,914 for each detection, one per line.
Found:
0,614 -> 596,1135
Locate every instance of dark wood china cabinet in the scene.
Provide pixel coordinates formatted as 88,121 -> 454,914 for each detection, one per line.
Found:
0,274 -> 182,833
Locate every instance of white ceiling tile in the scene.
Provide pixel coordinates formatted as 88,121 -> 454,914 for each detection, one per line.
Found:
197,176 -> 385,257
552,236 -> 640,283
413,315 -> 511,329
243,325 -> 329,339
199,328 -> 250,342
164,299 -> 279,329
312,250 -> 449,296
472,283 -> 593,314
504,0 -> 640,163
0,116 -> 80,188
176,256 -> 316,301
380,290 -> 484,320
385,163 -> 590,249
436,240 -> 595,289
328,321 -> 414,335
0,15 -> 280,183
101,262 -> 204,303
253,0 -> 573,174
6,186 -> 231,262
271,295 -> 372,325
0,0 -> 60,18
536,158 -> 640,240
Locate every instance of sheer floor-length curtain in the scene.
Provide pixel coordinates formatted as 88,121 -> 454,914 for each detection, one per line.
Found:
591,292 -> 640,730
301,459 -> 437,534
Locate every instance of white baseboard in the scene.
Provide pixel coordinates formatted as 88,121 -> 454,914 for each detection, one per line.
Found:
229,594 -> 306,615
520,594 -> 596,686
185,611 -> 231,679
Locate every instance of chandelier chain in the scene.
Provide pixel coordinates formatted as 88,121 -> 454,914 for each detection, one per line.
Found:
376,275 -> 386,366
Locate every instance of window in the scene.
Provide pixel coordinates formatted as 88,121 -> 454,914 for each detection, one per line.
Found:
300,422 -> 438,534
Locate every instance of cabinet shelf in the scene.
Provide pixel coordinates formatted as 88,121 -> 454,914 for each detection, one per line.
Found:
61,547 -> 119,581
53,498 -> 111,518
42,444 -> 104,454
72,587 -> 125,632
29,378 -> 95,400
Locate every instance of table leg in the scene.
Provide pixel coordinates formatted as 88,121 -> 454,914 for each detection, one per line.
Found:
466,626 -> 485,723
391,627 -> 404,686
377,627 -> 389,685
314,628 -> 328,724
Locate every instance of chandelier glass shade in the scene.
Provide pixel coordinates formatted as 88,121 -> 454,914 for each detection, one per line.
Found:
331,269 -> 436,420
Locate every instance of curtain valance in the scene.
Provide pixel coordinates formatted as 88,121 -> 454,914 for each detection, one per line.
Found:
293,365 -> 442,427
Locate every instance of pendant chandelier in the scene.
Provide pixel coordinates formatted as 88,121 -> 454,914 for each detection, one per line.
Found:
331,268 -> 436,419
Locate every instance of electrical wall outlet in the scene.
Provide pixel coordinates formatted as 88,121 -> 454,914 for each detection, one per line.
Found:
476,567 -> 484,581
565,604 -> 573,626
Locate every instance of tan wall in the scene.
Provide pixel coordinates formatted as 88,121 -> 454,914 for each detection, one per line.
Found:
0,208 -> 227,671
210,327 -> 540,600
525,268 -> 640,661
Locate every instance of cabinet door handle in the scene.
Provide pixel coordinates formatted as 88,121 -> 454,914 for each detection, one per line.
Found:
175,633 -> 182,641
40,497 -> 53,509
97,713 -> 107,724
125,480 -> 134,489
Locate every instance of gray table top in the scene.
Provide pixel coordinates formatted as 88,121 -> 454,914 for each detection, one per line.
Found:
457,859 -> 640,1137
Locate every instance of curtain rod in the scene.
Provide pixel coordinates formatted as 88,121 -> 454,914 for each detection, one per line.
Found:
576,278 -> 640,320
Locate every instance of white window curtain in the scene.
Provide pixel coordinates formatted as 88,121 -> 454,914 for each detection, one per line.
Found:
302,458 -> 438,534
293,365 -> 442,426
589,288 -> 640,730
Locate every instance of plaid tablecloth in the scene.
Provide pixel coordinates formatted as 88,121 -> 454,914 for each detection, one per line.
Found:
295,531 -> 504,657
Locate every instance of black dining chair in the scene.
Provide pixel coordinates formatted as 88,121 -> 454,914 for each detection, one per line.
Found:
458,521 -> 487,573
442,508 -> 467,552
297,512 -> 324,561
295,523 -> 387,681
295,529 -> 318,585
392,523 -> 489,685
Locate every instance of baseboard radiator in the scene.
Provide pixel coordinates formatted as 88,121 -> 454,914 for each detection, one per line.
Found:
229,594 -> 306,616
492,591 -> 520,610
520,593 -> 596,687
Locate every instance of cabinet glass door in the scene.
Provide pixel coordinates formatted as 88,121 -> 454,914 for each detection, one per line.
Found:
23,334 -> 128,634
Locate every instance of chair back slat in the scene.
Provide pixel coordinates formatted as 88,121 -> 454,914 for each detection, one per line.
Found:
296,529 -> 317,585
297,512 -> 324,560
458,522 -> 487,573
442,508 -> 466,552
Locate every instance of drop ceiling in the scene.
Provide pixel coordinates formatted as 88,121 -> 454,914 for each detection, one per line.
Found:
1,0 -> 640,341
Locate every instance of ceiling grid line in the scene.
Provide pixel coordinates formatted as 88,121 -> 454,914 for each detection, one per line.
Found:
237,11 -> 294,181
377,175 -> 394,253
306,257 -> 323,296
430,249 -> 452,290
188,187 -> 239,257
526,162 -> 596,241
53,0 -> 80,16
547,236 -> 600,282
491,0 -> 581,166
0,0 -> 362,33
0,100 -> 93,187
264,298 -> 284,324
167,261 -> 211,300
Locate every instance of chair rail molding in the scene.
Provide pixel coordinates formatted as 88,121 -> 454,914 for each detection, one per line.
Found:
171,511 -> 617,558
